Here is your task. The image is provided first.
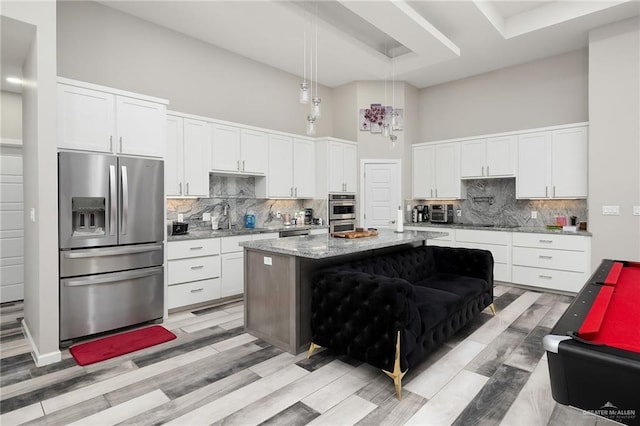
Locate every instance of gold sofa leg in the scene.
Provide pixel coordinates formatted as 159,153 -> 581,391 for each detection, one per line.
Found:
382,331 -> 407,400
489,303 -> 497,316
307,342 -> 321,359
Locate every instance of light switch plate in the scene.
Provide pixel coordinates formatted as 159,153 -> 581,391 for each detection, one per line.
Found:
177,213 -> 184,222
531,211 -> 537,219
203,212 -> 211,221
263,256 -> 272,266
602,206 -> 620,216
633,206 -> 640,216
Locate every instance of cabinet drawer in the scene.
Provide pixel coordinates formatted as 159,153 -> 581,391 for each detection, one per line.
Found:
455,242 -> 508,264
168,278 -> 221,309
168,239 -> 220,260
512,266 -> 585,293
494,263 -> 511,283
512,233 -> 586,251
252,232 -> 279,241
512,247 -> 585,272
456,229 -> 510,245
221,235 -> 251,254
168,255 -> 221,284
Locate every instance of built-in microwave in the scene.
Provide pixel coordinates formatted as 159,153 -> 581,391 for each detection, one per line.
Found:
329,193 -> 356,221
329,219 -> 357,233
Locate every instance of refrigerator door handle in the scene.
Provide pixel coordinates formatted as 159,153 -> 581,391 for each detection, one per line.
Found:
109,165 -> 117,236
121,165 -> 129,235
62,243 -> 163,259
62,266 -> 163,287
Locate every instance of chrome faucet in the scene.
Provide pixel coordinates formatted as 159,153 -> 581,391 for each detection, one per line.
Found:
223,203 -> 232,230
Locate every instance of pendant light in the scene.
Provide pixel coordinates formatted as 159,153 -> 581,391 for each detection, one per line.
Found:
311,17 -> 321,118
306,114 -> 316,135
299,25 -> 309,104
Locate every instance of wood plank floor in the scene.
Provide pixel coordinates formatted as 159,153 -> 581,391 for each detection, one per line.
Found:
0,285 -> 621,425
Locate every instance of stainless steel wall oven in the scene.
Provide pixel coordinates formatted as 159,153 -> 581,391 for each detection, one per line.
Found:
328,193 -> 356,233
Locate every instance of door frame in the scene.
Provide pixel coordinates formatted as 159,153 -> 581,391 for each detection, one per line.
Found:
359,159 -> 402,228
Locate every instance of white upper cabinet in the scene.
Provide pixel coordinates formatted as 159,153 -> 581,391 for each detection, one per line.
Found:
412,142 -> 461,199
266,134 -> 294,198
460,135 -> 515,178
315,138 -> 358,196
211,124 -> 241,172
292,138 -> 315,198
517,125 -> 587,199
166,114 -> 211,198
257,135 -> 314,198
57,79 -> 167,158
210,124 -> 267,175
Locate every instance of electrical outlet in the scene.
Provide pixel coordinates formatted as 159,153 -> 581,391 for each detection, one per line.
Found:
633,206 -> 640,216
456,209 -> 461,217
276,211 -> 281,218
406,204 -> 412,211
203,212 -> 211,221
177,213 -> 184,222
263,256 -> 272,266
602,205 -> 620,216
531,211 -> 537,219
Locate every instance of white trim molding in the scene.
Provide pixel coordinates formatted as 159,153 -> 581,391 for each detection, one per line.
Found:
22,319 -> 62,367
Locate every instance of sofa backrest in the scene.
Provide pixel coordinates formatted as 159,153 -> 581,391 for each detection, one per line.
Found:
327,246 -> 437,283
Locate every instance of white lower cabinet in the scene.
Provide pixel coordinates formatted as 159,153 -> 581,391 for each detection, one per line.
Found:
455,229 -> 511,282
511,233 -> 590,293
220,232 -> 280,298
167,239 -> 221,310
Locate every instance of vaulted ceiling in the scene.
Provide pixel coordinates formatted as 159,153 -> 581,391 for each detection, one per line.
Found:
98,0 -> 640,88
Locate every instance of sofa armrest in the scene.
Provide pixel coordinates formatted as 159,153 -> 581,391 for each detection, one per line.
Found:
310,270 -> 419,372
430,246 -> 494,285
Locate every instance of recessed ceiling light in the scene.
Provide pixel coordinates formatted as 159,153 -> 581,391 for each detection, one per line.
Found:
6,77 -> 23,85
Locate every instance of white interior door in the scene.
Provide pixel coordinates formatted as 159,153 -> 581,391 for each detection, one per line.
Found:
362,161 -> 400,229
1,146 -> 24,302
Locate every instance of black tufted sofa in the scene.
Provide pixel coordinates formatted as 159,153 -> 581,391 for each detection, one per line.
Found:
309,245 -> 494,399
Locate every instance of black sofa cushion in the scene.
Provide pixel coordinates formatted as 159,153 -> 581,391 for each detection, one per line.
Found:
417,273 -> 490,303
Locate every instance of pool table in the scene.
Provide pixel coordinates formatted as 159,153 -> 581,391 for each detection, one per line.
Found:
543,259 -> 640,425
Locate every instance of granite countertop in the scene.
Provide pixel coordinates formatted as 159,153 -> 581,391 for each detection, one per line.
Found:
239,229 -> 448,259
167,224 -> 329,242
404,222 -> 592,236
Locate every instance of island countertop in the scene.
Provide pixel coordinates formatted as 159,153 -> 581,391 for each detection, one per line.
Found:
239,228 -> 448,259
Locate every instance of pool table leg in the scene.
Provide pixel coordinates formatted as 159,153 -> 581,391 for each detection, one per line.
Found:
489,303 -> 497,316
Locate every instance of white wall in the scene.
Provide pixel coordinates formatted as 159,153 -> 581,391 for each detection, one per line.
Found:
332,82 -> 358,142
418,49 -> 588,142
1,91 -> 22,140
1,0 -> 61,365
56,1 -> 333,137
588,17 -> 640,266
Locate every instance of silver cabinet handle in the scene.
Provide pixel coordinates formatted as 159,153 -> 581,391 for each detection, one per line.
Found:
119,136 -> 123,152
190,265 -> 204,270
109,165 -> 116,236
121,165 -> 128,235
539,275 -> 553,280
539,255 -> 553,259
435,189 -> 438,197
242,160 -> 245,171
295,187 -> 298,197
190,288 -> 204,293
179,182 -> 182,195
109,136 -> 113,152
481,166 -> 484,176
290,187 -> 293,196
62,243 -> 163,259
545,186 -> 548,197
487,165 -> 490,175
189,246 -> 204,250
237,160 -> 240,171
553,186 -> 556,197
539,239 -> 553,243
63,266 -> 163,287
430,189 -> 433,198
186,182 -> 190,195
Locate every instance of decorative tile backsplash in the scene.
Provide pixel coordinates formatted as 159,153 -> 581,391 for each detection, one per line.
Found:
406,178 -> 588,226
167,175 -> 327,230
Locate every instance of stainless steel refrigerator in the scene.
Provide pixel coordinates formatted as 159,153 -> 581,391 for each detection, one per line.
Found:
58,151 -> 164,342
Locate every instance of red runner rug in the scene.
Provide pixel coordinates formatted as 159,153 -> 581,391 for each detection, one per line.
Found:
70,325 -> 176,366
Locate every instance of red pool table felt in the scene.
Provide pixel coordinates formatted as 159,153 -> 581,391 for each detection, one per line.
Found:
578,262 -> 640,353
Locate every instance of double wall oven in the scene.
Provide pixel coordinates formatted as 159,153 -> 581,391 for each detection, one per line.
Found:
328,193 -> 356,233
58,152 -> 165,343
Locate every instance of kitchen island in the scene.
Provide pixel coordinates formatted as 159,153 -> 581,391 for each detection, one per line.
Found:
240,229 -> 447,354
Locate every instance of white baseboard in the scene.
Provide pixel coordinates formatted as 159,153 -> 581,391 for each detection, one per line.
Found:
22,319 -> 61,366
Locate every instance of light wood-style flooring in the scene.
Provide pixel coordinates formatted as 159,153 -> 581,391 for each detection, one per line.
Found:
0,284 -> 620,425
